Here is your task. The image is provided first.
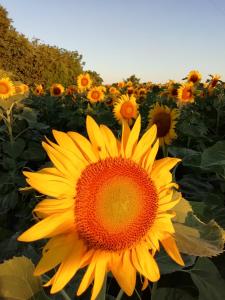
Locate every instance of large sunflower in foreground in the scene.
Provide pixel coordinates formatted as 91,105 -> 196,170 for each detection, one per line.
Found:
113,94 -> 138,125
77,73 -> 92,91
0,77 -> 14,99
18,116 -> 184,300
148,103 -> 179,146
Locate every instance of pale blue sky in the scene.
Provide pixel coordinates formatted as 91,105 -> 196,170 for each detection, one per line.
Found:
1,0 -> 225,83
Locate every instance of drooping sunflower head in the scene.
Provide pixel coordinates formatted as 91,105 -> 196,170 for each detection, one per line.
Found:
177,82 -> 195,105
18,115 -> 183,300
0,77 -> 14,100
148,102 -> 179,146
66,85 -> 77,96
87,86 -> 105,103
34,84 -> 44,96
113,94 -> 139,125
77,73 -> 92,91
187,70 -> 202,84
50,84 -> 64,97
209,74 -> 221,88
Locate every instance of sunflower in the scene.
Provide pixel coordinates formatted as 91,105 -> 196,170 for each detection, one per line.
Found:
77,73 -> 92,91
113,94 -> 139,125
187,70 -> 202,84
66,85 -> 77,96
127,86 -> 134,95
87,86 -> 105,103
126,80 -> 133,87
14,84 -> 25,95
148,103 -> 179,146
209,74 -> 221,89
34,84 -> 44,96
18,115 -> 183,300
177,82 -> 195,105
50,84 -> 64,97
0,77 -> 14,99
109,86 -> 119,95
118,81 -> 125,88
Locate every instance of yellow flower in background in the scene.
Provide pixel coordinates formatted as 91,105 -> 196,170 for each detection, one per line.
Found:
109,86 -> 119,95
18,115 -> 183,300
126,80 -> 133,87
34,84 -> 44,96
0,77 -> 14,99
87,86 -> 105,103
118,81 -> 125,88
209,74 -> 221,88
148,103 -> 179,146
177,82 -> 195,105
99,85 -> 106,92
187,70 -> 202,84
21,84 -> 29,93
137,87 -> 147,99
127,86 -> 134,95
77,73 -> 92,91
113,94 -> 138,125
66,85 -> 77,96
14,84 -> 25,95
50,84 -> 64,97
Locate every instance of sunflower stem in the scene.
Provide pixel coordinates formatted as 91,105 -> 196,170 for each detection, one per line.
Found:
151,282 -> 158,298
59,289 -> 72,300
116,289 -> 124,300
162,143 -> 168,157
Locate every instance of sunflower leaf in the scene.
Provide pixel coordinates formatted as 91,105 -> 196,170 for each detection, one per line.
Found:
0,256 -> 49,300
173,198 -> 224,257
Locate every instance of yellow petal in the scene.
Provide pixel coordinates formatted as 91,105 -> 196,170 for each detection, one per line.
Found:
91,252 -> 109,300
152,157 -> 181,177
100,125 -> 119,157
110,251 -> 136,296
135,244 -> 160,282
24,171 -> 75,198
34,233 -> 75,276
42,142 -> 84,180
125,115 -> 141,158
86,116 -> 108,160
144,139 -> 159,172
160,235 -> 184,266
77,257 -> 96,296
50,237 -> 85,293
120,120 -> 130,157
132,124 -> 157,163
17,210 -> 74,242
34,198 -> 73,218
68,131 -> 98,163
52,130 -> 88,164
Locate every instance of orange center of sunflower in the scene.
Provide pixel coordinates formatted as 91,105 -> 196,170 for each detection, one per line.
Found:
153,112 -> 171,137
81,77 -> 89,86
91,90 -> 100,100
120,102 -> 135,119
53,87 -> 61,95
75,158 -> 158,251
182,87 -> 192,100
189,74 -> 199,83
0,82 -> 9,94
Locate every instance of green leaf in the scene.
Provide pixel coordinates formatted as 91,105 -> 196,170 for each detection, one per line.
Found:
187,258 -> 225,300
0,256 -> 49,300
152,287 -> 196,300
201,141 -> 225,168
2,138 -> 26,159
173,197 -> 224,257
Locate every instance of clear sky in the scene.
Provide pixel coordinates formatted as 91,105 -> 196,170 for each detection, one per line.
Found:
1,0 -> 225,83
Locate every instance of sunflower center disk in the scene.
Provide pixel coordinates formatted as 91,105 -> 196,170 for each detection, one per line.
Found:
153,112 -> 171,137
182,88 -> 192,100
0,83 -> 9,94
81,78 -> 88,86
75,158 -> 158,251
91,91 -> 100,100
120,102 -> 135,119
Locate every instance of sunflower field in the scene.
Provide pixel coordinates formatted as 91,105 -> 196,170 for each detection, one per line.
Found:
0,70 -> 225,300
